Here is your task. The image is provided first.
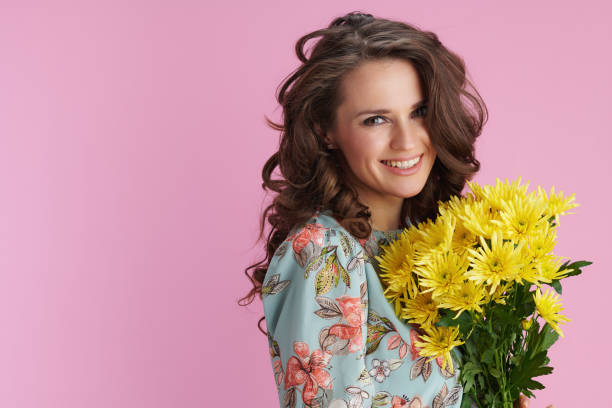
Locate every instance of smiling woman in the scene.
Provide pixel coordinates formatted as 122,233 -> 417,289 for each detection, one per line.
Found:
239,10 -> 490,408
322,58 -> 437,232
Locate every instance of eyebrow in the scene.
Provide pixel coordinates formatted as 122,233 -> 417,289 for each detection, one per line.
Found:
355,99 -> 427,117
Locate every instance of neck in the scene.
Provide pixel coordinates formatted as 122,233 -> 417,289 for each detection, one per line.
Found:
357,190 -> 404,232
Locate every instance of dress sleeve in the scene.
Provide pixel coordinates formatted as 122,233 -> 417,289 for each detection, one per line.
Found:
262,223 -> 373,408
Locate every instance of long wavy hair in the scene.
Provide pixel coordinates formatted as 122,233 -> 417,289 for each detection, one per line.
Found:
239,11 -> 488,334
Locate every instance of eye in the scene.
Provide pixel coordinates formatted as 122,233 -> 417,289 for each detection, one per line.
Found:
363,115 -> 386,126
412,105 -> 428,118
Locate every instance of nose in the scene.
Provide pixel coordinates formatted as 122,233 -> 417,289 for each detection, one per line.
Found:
389,119 -> 422,150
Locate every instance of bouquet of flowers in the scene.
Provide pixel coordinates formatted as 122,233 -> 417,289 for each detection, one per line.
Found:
374,177 -> 592,408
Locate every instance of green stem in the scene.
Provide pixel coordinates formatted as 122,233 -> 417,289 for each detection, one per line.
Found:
496,346 -> 515,408
482,310 -> 494,405
468,390 -> 484,408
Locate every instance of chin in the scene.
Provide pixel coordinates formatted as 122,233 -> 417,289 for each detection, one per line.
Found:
399,179 -> 429,196
388,186 -> 425,199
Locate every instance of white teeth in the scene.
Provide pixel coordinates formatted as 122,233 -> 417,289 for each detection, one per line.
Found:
383,156 -> 421,169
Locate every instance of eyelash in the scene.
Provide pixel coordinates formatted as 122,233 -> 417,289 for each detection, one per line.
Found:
363,105 -> 428,126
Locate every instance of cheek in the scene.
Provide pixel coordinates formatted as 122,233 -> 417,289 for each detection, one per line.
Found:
421,132 -> 436,156
340,134 -> 379,163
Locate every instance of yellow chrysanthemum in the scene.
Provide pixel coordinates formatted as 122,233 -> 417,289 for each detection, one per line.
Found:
438,194 -> 475,218
401,224 -> 423,245
466,231 -> 525,294
455,200 -> 499,240
436,197 -> 455,218
451,221 -> 479,257
414,325 -> 464,373
466,180 -> 486,201
534,288 -> 571,337
414,250 -> 468,301
436,280 -> 486,317
536,254 -> 570,283
401,292 -> 439,329
526,221 -> 558,261
515,223 -> 563,285
490,193 -> 549,242
375,230 -> 419,312
537,185 -> 580,226
515,244 -> 542,285
412,213 -> 455,257
437,195 -> 480,254
384,275 -> 419,316
468,177 -> 531,213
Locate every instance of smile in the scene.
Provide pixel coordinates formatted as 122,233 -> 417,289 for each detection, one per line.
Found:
381,155 -> 421,169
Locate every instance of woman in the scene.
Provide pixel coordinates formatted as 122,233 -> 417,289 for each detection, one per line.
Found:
240,11 -> 544,408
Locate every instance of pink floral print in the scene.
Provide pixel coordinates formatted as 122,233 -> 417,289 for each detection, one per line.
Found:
327,295 -> 365,353
284,342 -> 333,406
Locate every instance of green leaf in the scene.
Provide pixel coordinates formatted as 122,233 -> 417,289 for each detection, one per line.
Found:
509,387 -> 521,403
492,305 -> 520,326
509,331 -> 517,346
484,391 -> 496,406
550,279 -> 562,294
526,322 -> 559,359
436,308 -> 456,327
437,314 -> 456,328
559,260 -> 593,278
463,375 -> 475,393
566,260 -> 593,269
522,389 -> 535,399
525,379 -> 546,391
525,317 -> 541,354
460,396 -> 473,408
539,323 -> 560,352
481,349 -> 495,365
453,310 -> 474,333
477,374 -> 485,389
464,339 -> 479,358
520,299 -> 536,317
563,269 -> 583,278
510,350 -> 554,393
461,361 -> 483,376
489,367 -> 501,378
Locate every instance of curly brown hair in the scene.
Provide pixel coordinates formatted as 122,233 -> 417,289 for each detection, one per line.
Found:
239,11 -> 488,334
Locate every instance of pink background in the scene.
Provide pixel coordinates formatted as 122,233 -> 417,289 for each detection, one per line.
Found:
0,1 -> 609,407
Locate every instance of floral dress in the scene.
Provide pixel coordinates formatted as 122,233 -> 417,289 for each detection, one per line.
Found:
262,209 -> 463,408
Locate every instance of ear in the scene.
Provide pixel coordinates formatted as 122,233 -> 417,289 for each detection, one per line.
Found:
316,124 -> 336,146
314,124 -> 331,144
313,123 -> 323,137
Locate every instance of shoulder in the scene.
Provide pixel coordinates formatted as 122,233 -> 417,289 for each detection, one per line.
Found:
275,210 -> 365,267
265,211 -> 371,294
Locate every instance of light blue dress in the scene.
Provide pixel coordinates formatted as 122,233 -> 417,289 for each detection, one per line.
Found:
262,209 -> 463,408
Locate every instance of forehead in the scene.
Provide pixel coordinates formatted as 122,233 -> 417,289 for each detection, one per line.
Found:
338,58 -> 423,111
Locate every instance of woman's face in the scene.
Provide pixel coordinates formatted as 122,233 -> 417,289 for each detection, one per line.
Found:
325,58 -> 437,210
